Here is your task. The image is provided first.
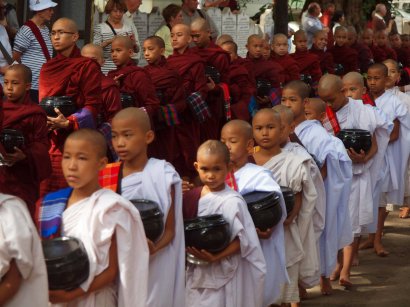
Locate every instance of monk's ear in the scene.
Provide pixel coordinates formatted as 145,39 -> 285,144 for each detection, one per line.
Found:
246,138 -> 254,153
160,47 -> 165,55
193,161 -> 199,173
145,130 -> 155,145
303,98 -> 309,106
98,156 -> 108,171
72,32 -> 79,42
362,86 -> 367,95
25,82 -> 31,91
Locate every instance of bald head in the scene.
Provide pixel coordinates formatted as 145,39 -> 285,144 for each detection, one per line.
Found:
343,72 -> 364,87
307,98 -> 326,114
216,34 -> 234,46
252,108 -> 282,126
294,30 -> 307,40
197,140 -> 230,165
318,74 -> 343,94
247,34 -> 263,45
272,33 -> 287,44
272,105 -> 294,125
7,64 -> 32,83
383,59 -> 400,71
334,26 -> 347,35
313,29 -> 327,38
66,128 -> 107,158
53,18 -> 78,33
113,107 -> 152,133
190,18 -> 210,32
222,119 -> 253,140
368,63 -> 388,77
81,43 -> 104,65
283,80 -> 311,100
145,35 -> 166,49
112,35 -> 134,50
172,23 -> 190,35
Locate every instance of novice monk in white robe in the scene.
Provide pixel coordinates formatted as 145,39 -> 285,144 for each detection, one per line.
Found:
282,80 -> 353,294
37,129 -> 149,307
184,140 -> 266,307
221,120 -> 288,306
99,108 -> 185,307
0,194 -> 48,307
252,109 -> 318,307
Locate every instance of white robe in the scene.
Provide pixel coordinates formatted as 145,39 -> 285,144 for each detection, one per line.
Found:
263,151 -> 319,286
185,185 -> 266,307
121,158 -> 185,307
336,99 -> 392,234
234,163 -> 289,306
375,91 -> 410,205
0,194 -> 48,307
55,189 -> 149,307
295,120 -> 353,277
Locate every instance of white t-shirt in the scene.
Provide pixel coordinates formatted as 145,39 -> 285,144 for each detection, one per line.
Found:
0,25 -> 11,86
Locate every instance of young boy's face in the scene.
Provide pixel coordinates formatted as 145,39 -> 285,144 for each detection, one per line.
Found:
343,80 -> 366,100
111,117 -> 153,162
262,41 -> 271,60
143,39 -> 164,64
313,32 -> 327,50
334,30 -> 348,47
171,26 -> 191,50
389,34 -> 401,49
366,68 -> 387,96
220,125 -> 253,165
304,103 -> 324,121
375,32 -> 388,47
384,62 -> 400,89
252,112 -> 282,150
194,152 -> 228,192
3,70 -> 30,102
318,87 -> 346,112
246,38 -> 263,59
81,47 -> 104,67
401,35 -> 410,48
362,32 -> 373,46
281,88 -> 305,119
272,37 -> 288,56
62,138 -> 107,190
111,41 -> 133,67
191,29 -> 210,48
293,34 -> 307,52
220,43 -> 237,62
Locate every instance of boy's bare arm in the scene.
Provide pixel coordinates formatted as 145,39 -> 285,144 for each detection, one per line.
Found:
320,161 -> 327,179
187,237 -> 241,263
0,259 -> 22,305
284,191 -> 302,226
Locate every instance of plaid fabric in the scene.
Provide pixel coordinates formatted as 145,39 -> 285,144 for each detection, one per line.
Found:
362,93 -> 376,106
225,171 -> 238,191
98,162 -> 122,192
37,187 -> 72,239
220,82 -> 232,121
270,87 -> 281,107
159,104 -> 180,126
187,91 -> 211,123
322,105 -> 341,135
248,96 -> 258,118
98,122 -> 118,162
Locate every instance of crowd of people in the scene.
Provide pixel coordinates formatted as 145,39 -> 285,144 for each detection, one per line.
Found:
1,0 -> 410,306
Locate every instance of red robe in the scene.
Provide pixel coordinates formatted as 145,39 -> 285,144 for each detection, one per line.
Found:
107,60 -> 160,119
350,41 -> 374,74
245,53 -> 284,87
371,44 -> 397,64
143,56 -> 187,171
0,96 -> 51,218
309,45 -> 335,74
328,44 -> 359,75
290,49 -> 322,82
270,53 -> 300,84
39,46 -> 102,197
393,47 -> 410,68
101,75 -> 121,123
167,48 -> 208,179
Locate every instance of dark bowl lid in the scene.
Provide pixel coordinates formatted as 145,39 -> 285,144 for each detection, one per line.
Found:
184,214 -> 228,231
120,93 -> 133,101
40,96 -> 74,105
42,236 -> 84,261
130,199 -> 163,219
280,186 -> 294,195
243,191 -> 279,205
338,129 -> 371,136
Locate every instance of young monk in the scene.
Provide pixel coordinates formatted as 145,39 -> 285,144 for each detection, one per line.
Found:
107,36 -> 160,118
252,109 -> 318,306
184,140 -> 266,307
361,28 -> 374,48
271,33 -> 300,83
142,35 -> 187,171
389,33 -> 410,68
309,30 -> 335,75
360,63 -> 410,256
401,34 -> 410,49
220,41 -> 254,121
372,30 -> 397,63
39,18 -> 102,196
347,26 -> 374,74
215,34 -> 233,46
220,120 -> 288,306
283,80 -> 353,294
261,39 -> 271,60
0,64 -> 51,218
37,129 -> 149,306
167,23 -> 208,180
328,26 -> 359,76
342,71 -> 368,100
291,30 -> 322,91
319,74 -> 391,286
99,108 -> 185,307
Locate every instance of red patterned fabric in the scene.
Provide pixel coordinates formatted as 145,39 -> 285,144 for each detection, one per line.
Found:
322,105 -> 341,135
98,162 -> 122,192
225,171 -> 238,191
362,93 -> 376,106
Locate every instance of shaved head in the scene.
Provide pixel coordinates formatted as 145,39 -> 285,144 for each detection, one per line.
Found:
294,30 -> 307,40
112,36 -> 134,49
53,18 -> 78,33
368,63 -> 388,77
283,80 -> 311,100
197,140 -> 230,164
190,18 -> 210,31
247,34 -> 263,45
318,74 -> 343,93
272,105 -> 294,125
347,26 -> 357,35
113,107 -> 152,133
81,43 -> 104,65
253,108 -> 282,126
334,26 -> 347,35
66,128 -> 107,158
307,98 -> 326,114
222,119 -> 253,140
343,72 -> 364,87
216,34 -> 234,46
313,29 -> 327,38
172,23 -> 191,35
383,59 -> 400,71
7,64 -> 32,83
272,33 -> 287,43
145,35 -> 165,48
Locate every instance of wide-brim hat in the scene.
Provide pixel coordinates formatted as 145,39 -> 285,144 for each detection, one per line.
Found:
30,0 -> 58,12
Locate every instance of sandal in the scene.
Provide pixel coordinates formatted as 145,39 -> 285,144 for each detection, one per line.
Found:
399,207 -> 410,218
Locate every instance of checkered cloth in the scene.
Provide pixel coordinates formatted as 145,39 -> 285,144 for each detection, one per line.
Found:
225,171 -> 238,191
362,93 -> 376,106
322,105 -> 341,135
99,162 -> 122,193
270,87 -> 281,107
186,91 -> 211,123
159,104 -> 180,126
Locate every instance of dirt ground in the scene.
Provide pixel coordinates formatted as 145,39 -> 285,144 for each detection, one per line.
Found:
304,209 -> 410,307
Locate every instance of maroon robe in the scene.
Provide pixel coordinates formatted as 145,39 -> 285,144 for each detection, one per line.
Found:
350,41 -> 374,74
291,49 -> 322,82
39,46 -> 102,197
144,56 -> 187,171
107,60 -> 160,119
245,53 -> 284,87
0,96 -> 51,217
328,44 -> 359,75
101,75 -> 121,123
393,47 -> 410,68
371,44 -> 397,63
271,53 -> 300,84
309,45 -> 335,74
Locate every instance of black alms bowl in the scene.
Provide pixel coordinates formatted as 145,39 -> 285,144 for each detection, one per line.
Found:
0,129 -> 25,153
205,65 -> 221,84
120,93 -> 134,109
131,199 -> 164,242
40,96 -> 77,117
256,79 -> 272,98
42,236 -> 89,290
337,129 -> 372,153
280,186 -> 295,215
243,191 -> 282,231
184,214 -> 231,253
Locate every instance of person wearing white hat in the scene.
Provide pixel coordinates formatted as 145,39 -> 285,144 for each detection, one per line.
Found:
12,0 -> 57,103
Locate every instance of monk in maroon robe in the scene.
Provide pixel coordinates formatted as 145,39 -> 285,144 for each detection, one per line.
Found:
310,30 -> 335,74
143,36 -> 188,174
372,30 -> 397,63
39,18 -> 102,197
328,26 -> 359,76
347,26 -> 374,74
389,33 -> 410,68
168,24 -> 209,179
0,65 -> 51,218
271,33 -> 300,83
190,18 -> 231,142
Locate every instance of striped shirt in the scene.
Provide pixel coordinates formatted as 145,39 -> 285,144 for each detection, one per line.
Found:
14,25 -> 53,90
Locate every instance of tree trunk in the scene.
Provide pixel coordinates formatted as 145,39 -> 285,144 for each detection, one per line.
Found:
274,0 -> 289,35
